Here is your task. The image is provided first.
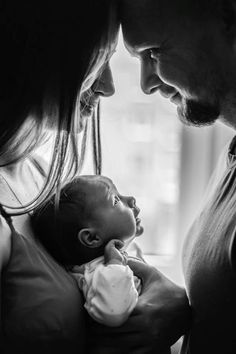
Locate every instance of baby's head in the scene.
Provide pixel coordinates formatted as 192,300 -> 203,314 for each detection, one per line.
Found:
32,175 -> 143,266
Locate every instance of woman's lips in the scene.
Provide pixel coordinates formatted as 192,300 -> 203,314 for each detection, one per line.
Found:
80,99 -> 99,117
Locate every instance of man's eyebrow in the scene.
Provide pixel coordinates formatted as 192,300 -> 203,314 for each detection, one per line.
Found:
134,42 -> 159,52
125,43 -> 154,57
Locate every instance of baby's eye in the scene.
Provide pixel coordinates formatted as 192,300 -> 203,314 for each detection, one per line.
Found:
149,48 -> 161,60
114,196 -> 120,205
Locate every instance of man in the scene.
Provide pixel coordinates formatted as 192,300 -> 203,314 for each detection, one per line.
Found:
121,0 -> 236,353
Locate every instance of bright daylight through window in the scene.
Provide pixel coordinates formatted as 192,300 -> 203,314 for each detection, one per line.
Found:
100,33 -> 182,264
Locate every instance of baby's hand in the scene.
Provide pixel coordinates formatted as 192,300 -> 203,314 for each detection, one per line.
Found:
104,239 -> 128,266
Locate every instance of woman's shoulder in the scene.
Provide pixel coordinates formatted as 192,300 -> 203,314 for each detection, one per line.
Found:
0,215 -> 11,268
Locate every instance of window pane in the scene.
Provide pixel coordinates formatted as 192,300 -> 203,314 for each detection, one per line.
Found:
101,33 -> 182,256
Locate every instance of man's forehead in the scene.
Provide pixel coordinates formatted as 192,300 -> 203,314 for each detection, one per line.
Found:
121,0 -> 198,16
121,0 -> 162,30
121,0 -> 203,32
121,0 -> 175,48
121,0 -> 205,51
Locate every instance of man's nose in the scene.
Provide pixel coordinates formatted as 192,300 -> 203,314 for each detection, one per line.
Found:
93,64 -> 115,97
140,59 -> 163,95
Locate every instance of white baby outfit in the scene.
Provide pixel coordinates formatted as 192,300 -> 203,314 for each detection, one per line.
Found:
72,256 -> 141,327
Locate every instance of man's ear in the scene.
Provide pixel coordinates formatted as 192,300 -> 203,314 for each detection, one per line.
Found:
78,228 -> 103,248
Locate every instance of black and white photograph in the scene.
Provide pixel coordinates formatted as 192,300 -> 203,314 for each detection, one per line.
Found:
0,1 -> 235,353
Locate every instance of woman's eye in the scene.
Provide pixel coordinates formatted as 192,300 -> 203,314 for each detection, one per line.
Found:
149,48 -> 161,60
114,196 -> 120,205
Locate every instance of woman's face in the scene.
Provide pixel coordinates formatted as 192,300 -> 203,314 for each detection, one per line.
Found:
79,32 -> 118,132
79,62 -> 115,132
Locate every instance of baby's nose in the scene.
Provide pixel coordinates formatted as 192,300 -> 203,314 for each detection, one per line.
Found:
128,196 -> 136,208
128,197 -> 140,215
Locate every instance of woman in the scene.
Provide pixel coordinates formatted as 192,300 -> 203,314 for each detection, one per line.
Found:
0,1 -> 118,353
0,1 -> 190,353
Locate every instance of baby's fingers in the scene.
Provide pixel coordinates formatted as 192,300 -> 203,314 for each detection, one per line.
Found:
106,239 -> 124,251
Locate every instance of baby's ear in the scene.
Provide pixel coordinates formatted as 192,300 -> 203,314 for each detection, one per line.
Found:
78,228 -> 103,248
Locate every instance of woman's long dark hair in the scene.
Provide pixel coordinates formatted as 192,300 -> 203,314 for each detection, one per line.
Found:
0,0 -> 119,214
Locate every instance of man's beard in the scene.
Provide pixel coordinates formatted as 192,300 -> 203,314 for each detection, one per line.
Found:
177,97 -> 220,127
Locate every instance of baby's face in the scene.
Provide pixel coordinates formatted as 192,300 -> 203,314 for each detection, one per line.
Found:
86,176 -> 144,243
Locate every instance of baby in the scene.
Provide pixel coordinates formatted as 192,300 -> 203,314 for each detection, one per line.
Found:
32,175 -> 144,327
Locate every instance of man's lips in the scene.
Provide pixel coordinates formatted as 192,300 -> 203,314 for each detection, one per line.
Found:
170,92 -> 181,104
159,89 -> 181,105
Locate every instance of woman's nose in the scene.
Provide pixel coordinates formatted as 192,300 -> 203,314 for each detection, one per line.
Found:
92,63 -> 115,97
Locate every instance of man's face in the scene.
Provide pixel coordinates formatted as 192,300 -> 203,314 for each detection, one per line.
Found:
121,0 -> 236,127
85,176 -> 144,243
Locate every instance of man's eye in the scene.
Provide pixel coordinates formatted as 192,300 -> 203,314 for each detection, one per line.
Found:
149,48 -> 161,60
114,196 -> 120,205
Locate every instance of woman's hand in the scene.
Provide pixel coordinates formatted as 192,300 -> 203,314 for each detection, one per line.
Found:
87,258 -> 191,354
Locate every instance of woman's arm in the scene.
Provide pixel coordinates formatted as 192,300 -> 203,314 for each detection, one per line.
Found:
87,258 -> 191,354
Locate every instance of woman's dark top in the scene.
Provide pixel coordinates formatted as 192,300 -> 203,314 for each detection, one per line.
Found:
0,157 -> 86,354
1,215 -> 86,354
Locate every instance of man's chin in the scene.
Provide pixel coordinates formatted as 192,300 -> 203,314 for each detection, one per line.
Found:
177,99 -> 220,127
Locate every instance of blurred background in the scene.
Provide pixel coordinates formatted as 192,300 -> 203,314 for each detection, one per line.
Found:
82,32 -> 234,285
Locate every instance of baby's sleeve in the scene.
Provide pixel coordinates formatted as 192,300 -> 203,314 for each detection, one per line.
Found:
82,263 -> 140,327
